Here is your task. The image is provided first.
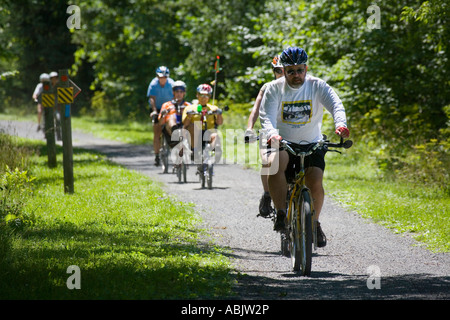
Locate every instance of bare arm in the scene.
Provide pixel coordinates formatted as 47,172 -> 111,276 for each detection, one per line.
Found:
247,89 -> 264,130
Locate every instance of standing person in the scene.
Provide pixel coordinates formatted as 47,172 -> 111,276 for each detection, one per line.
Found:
259,47 -> 349,247
32,73 -> 49,131
246,55 -> 284,218
147,66 -> 175,166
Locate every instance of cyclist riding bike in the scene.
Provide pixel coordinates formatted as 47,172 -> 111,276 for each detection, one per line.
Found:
158,80 -> 191,137
182,84 -> 224,163
259,46 -> 350,248
32,73 -> 50,132
147,66 -> 175,166
246,54 -> 284,218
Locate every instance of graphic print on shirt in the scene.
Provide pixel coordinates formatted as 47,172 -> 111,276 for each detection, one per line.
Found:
281,100 -> 312,125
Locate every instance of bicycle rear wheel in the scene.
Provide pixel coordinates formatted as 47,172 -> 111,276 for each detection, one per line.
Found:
280,231 -> 290,257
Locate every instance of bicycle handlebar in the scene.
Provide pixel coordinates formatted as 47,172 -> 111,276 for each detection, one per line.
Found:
244,133 -> 353,150
281,137 -> 353,157
186,109 -> 222,116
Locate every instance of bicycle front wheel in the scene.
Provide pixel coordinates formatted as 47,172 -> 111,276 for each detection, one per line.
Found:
177,164 -> 182,182
200,164 -> 206,188
182,163 -> 187,183
207,164 -> 213,189
290,190 -> 313,276
299,190 -> 313,275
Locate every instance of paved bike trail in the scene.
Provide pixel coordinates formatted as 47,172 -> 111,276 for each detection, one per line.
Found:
1,119 -> 449,300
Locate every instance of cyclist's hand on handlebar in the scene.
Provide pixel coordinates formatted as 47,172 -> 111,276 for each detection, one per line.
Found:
207,109 -> 222,115
335,127 -> 350,139
267,134 -> 282,147
150,111 -> 158,123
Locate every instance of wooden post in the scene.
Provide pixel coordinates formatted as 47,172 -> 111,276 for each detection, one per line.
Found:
42,80 -> 57,168
58,69 -> 74,194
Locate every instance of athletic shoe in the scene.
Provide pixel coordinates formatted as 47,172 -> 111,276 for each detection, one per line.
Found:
274,210 -> 287,232
316,221 -> 327,247
259,192 -> 274,217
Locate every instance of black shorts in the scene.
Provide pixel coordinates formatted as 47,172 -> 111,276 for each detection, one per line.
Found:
285,148 -> 326,182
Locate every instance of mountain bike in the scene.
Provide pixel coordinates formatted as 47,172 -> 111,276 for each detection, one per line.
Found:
280,136 -> 352,276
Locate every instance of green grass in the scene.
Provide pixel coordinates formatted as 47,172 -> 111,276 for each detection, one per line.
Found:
0,140 -> 234,299
71,117 -> 153,145
1,109 -> 448,253
324,149 -> 449,252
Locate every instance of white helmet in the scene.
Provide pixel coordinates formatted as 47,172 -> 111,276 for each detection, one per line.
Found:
271,55 -> 283,69
196,84 -> 213,95
39,73 -> 50,82
172,80 -> 186,91
49,71 -> 58,78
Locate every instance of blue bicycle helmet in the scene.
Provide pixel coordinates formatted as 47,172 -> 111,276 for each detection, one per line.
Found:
156,66 -> 170,77
279,47 -> 308,66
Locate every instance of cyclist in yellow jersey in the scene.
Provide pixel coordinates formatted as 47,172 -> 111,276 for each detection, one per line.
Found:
182,84 -> 223,156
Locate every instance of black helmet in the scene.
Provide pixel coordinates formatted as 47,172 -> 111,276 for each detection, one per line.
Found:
280,47 -> 308,66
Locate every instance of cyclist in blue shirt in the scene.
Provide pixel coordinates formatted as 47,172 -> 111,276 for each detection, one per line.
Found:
147,66 -> 175,166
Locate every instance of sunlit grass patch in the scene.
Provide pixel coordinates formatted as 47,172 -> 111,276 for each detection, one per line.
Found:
324,150 -> 449,252
0,141 -> 234,299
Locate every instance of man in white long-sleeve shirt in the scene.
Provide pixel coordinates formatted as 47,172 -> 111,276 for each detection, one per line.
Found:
259,47 -> 350,247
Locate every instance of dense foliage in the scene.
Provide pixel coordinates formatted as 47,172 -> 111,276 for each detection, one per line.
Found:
0,0 -> 448,189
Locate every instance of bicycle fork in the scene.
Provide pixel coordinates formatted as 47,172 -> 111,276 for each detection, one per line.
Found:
286,185 -> 317,251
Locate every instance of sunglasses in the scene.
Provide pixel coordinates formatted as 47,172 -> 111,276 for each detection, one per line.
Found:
286,68 -> 306,76
273,68 -> 283,74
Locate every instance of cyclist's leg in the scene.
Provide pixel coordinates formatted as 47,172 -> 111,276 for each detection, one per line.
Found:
304,149 -> 327,246
37,103 -> 43,130
153,119 -> 162,155
305,167 -> 324,220
266,149 -> 289,212
304,148 -> 326,220
165,113 -> 177,136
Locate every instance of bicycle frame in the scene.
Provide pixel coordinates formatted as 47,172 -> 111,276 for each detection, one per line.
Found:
286,150 -> 317,251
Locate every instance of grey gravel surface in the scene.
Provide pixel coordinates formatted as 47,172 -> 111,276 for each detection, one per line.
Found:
1,119 -> 449,300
